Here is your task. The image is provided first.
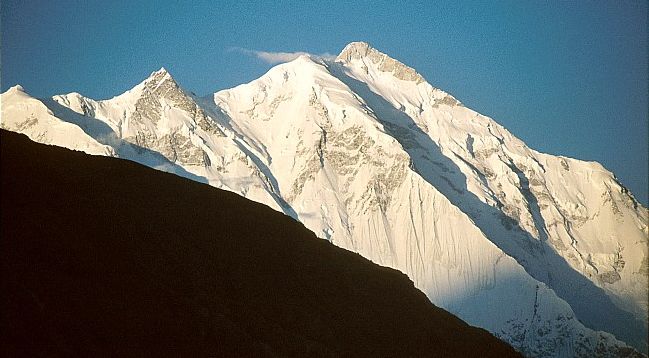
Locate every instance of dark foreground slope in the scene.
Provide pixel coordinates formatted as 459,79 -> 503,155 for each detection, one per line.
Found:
0,130 -> 520,358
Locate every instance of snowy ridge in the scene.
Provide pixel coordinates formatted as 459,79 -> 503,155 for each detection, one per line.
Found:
0,85 -> 115,156
1,42 -> 646,357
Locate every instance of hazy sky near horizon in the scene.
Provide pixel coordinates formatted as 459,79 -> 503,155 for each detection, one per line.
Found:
2,0 -> 647,203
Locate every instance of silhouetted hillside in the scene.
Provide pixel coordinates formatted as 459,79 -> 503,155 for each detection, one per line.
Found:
1,130 -> 520,357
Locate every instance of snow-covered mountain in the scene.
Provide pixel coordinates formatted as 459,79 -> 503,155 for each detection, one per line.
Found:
2,42 -> 646,357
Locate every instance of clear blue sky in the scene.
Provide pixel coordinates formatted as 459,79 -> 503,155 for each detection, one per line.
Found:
2,0 -> 647,204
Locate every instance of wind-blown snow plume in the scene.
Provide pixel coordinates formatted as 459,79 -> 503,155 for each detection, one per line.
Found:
230,47 -> 334,64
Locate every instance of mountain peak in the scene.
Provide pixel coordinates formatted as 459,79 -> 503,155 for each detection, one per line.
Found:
7,84 -> 26,93
146,67 -> 173,83
336,41 -> 373,61
2,85 -> 32,100
336,42 -> 424,84
110,66 -> 186,104
153,66 -> 169,76
136,66 -> 183,96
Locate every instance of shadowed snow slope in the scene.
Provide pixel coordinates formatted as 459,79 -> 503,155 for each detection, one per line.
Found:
1,42 -> 646,357
0,130 -> 521,357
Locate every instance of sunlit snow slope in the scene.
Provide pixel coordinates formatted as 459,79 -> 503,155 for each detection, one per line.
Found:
2,42 -> 646,357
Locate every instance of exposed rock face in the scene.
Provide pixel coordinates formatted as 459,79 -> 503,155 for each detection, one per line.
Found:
124,69 -> 208,167
337,41 -> 426,84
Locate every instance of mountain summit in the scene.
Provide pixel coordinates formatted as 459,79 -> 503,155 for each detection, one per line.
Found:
336,41 -> 425,83
1,42 -> 646,357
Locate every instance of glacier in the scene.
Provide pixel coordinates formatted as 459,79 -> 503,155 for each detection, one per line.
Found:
1,42 -> 646,357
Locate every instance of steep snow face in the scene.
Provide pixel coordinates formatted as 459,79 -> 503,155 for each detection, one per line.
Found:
333,42 -> 648,347
208,48 -> 647,356
1,43 -> 646,357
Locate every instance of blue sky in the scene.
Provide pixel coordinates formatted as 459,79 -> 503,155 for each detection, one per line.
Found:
2,0 -> 647,204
